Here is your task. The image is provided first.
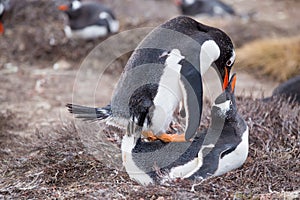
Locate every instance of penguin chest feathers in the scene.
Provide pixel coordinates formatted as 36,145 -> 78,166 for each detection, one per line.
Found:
214,126 -> 249,176
151,49 -> 185,133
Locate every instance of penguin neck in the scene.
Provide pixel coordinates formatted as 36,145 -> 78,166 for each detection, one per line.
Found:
67,9 -> 82,20
210,114 -> 237,130
210,113 -> 245,137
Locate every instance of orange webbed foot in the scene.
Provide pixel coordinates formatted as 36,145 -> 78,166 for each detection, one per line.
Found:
141,131 -> 190,143
141,130 -> 158,141
157,132 -> 187,142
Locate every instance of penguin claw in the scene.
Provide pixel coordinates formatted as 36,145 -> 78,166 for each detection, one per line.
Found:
141,131 -> 157,141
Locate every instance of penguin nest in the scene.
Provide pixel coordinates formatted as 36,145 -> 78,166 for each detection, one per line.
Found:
236,36 -> 300,82
1,96 -> 299,199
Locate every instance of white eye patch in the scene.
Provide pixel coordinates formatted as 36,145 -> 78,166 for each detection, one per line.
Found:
213,100 -> 231,115
72,0 -> 81,10
99,12 -> 109,19
227,50 -> 236,66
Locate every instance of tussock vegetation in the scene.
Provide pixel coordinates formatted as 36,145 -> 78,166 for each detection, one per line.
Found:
236,36 -> 300,81
0,97 -> 299,199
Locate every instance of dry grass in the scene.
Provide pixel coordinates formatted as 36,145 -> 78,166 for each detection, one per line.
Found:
236,36 -> 300,81
0,96 -> 299,199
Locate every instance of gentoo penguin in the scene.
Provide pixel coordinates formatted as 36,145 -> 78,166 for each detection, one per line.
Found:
0,0 -> 9,34
175,0 -> 236,17
121,73 -> 249,185
58,0 -> 119,40
67,16 -> 236,143
264,75 -> 300,104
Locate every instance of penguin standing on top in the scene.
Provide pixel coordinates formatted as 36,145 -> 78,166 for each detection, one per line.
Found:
58,0 -> 119,40
0,0 -> 10,34
122,73 -> 249,185
67,16 -> 236,143
175,0 -> 236,17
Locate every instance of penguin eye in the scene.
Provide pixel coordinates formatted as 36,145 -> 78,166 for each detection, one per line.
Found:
226,59 -> 232,67
227,51 -> 236,67
229,101 -> 233,106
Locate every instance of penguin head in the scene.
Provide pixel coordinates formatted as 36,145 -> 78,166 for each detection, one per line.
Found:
58,0 -> 82,16
188,16 -> 235,91
211,73 -> 237,120
210,29 -> 236,91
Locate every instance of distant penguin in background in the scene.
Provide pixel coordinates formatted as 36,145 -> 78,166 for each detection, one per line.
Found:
0,0 -> 10,34
58,0 -> 119,40
264,75 -> 300,103
121,73 -> 249,185
67,16 -> 236,144
175,0 -> 236,17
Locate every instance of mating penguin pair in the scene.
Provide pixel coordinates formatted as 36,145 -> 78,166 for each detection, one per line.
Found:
67,16 -> 236,144
58,0 -> 119,40
121,74 -> 249,185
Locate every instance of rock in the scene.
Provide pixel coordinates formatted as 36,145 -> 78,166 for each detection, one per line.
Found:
53,59 -> 72,70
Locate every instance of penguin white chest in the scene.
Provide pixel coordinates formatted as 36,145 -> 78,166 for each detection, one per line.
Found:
64,25 -> 108,40
151,49 -> 185,133
214,126 -> 249,176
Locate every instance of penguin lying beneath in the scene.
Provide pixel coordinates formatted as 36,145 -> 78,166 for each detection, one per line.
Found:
58,0 -> 119,40
122,73 -> 249,185
67,16 -> 236,143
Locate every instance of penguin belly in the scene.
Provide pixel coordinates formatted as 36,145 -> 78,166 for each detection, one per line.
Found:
214,126 -> 249,176
64,25 -> 108,40
150,49 -> 184,134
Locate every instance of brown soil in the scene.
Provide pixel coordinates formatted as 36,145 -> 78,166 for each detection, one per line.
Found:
0,0 -> 299,199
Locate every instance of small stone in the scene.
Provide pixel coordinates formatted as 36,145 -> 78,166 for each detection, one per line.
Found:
53,59 -> 72,70
0,63 -> 19,74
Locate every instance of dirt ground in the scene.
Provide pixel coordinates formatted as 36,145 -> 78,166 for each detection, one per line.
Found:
0,0 -> 299,199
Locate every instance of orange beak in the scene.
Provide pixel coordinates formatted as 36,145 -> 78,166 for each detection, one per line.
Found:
0,22 -> 4,35
222,67 -> 229,90
231,74 -> 237,93
58,4 -> 69,11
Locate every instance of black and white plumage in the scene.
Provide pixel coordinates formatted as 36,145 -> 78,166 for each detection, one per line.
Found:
175,0 -> 236,17
264,75 -> 300,104
58,0 -> 119,40
122,73 -> 249,185
67,16 -> 236,142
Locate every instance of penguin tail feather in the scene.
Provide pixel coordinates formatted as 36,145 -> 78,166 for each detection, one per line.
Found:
66,103 -> 112,121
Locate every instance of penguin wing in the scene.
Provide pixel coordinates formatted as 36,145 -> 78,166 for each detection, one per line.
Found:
179,60 -> 203,140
